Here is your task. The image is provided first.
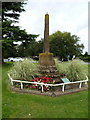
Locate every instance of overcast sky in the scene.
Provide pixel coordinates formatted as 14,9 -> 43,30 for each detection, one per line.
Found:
16,0 -> 89,54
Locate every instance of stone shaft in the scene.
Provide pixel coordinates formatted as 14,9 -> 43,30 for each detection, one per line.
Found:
44,14 -> 49,53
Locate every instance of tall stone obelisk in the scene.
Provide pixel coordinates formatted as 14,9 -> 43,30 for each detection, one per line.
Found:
43,13 -> 49,53
39,13 -> 55,66
39,13 -> 60,80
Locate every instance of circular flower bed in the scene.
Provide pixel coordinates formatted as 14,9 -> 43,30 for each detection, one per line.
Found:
24,76 -> 55,91
12,75 -> 63,92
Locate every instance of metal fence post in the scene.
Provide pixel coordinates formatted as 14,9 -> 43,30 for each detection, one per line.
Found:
41,85 -> 43,92
62,84 -> 65,92
85,81 -> 88,87
79,82 -> 82,88
21,82 -> 23,89
11,80 -> 13,86
85,81 -> 87,85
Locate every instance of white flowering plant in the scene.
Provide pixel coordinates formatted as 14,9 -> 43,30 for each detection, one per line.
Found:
55,58 -> 88,82
8,58 -> 41,81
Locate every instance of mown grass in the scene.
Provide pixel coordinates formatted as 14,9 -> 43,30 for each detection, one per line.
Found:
0,64 -> 2,119
2,62 -> 89,118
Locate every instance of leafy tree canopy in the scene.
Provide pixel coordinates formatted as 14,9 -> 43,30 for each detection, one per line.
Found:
49,31 -> 84,60
2,1 -> 39,60
2,2 -> 26,22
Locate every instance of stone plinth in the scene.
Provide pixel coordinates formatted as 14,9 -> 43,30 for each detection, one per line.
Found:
39,53 -> 55,66
38,13 -> 61,83
39,53 -> 61,83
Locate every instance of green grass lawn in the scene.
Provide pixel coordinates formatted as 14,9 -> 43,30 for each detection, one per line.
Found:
0,64 -> 2,119
1,62 -> 89,118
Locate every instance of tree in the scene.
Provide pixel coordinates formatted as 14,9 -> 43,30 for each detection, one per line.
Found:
2,2 -> 26,62
2,2 -> 25,22
84,52 -> 88,56
49,31 -> 84,60
17,34 -> 39,57
2,2 -> 40,61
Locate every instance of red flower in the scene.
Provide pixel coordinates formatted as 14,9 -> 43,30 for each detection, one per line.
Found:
31,76 -> 52,84
34,78 -> 40,81
25,84 -> 29,88
41,76 -> 47,80
30,84 -> 36,88
43,86 -> 49,91
41,80 -> 46,83
53,80 -> 56,83
31,80 -> 35,82
31,77 -> 40,82
46,80 -> 50,83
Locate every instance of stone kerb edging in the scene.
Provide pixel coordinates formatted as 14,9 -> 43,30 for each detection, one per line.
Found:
8,74 -> 88,93
10,86 -> 88,97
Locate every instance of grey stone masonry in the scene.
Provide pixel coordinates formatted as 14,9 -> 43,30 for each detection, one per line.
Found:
43,13 -> 49,53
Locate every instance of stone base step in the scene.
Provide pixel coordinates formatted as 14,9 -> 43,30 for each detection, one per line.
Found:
39,69 -> 58,73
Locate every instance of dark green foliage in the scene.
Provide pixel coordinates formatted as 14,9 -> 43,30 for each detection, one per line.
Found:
25,30 -> 84,59
80,52 -> 90,62
2,2 -> 26,61
17,39 -> 43,57
26,40 -> 43,56
49,31 -> 84,60
2,1 -> 39,61
17,35 -> 39,57
2,2 -> 26,22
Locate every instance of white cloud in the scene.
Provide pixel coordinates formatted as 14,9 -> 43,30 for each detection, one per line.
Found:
26,0 -> 89,3
76,27 -> 88,52
16,0 -> 89,54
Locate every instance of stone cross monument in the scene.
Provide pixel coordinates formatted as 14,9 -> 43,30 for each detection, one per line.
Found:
39,13 -> 55,66
39,13 -> 60,80
43,13 -> 49,53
